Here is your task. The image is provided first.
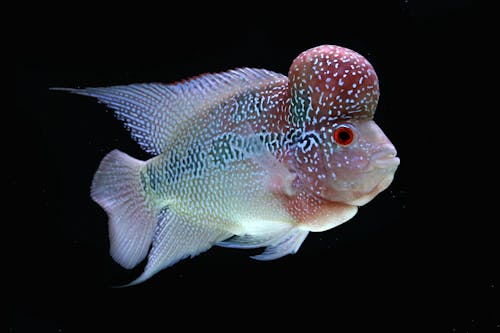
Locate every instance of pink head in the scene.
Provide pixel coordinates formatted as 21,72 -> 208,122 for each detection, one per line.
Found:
287,45 -> 399,206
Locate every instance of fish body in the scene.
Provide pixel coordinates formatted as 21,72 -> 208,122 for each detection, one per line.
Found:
56,45 -> 399,285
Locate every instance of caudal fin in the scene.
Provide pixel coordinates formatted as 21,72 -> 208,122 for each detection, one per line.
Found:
91,150 -> 157,269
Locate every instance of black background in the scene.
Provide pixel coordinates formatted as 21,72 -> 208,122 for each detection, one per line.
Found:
13,1 -> 497,332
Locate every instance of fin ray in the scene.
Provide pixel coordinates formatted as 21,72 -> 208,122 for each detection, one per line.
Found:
217,231 -> 289,249
91,150 -> 157,269
251,229 -> 309,261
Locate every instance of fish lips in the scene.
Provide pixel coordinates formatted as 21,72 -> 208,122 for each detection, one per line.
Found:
370,146 -> 400,171
346,150 -> 399,206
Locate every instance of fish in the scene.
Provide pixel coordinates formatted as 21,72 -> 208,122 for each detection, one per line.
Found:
54,45 -> 399,285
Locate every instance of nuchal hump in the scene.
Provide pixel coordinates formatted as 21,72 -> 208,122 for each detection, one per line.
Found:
288,44 -> 379,128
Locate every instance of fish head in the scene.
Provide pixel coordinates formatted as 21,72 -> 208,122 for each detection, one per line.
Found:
316,118 -> 399,206
287,45 -> 399,206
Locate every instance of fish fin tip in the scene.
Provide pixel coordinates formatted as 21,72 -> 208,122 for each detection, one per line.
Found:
111,277 -> 147,288
49,87 -> 80,93
91,149 -> 156,269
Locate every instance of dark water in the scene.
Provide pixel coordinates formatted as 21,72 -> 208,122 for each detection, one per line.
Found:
14,1 -> 497,332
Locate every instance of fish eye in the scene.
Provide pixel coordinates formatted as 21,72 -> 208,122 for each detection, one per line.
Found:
333,125 -> 354,145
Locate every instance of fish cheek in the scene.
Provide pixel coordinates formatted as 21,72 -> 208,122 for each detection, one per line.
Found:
327,124 -> 371,180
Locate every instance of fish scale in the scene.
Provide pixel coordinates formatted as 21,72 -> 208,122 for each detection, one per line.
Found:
52,45 -> 399,285
141,79 -> 295,238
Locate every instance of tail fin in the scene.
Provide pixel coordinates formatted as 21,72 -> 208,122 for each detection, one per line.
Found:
91,150 -> 157,269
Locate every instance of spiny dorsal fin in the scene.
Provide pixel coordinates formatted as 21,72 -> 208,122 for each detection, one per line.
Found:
53,68 -> 287,155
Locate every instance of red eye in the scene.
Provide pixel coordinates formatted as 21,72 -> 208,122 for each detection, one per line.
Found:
333,125 -> 354,145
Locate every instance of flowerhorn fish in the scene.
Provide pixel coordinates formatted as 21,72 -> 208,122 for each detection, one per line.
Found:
54,45 -> 399,285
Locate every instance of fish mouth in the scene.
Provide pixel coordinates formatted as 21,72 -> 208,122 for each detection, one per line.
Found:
321,145 -> 399,206
370,146 -> 400,171
346,147 -> 399,205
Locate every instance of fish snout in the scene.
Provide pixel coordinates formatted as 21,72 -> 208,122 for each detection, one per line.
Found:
370,145 -> 400,170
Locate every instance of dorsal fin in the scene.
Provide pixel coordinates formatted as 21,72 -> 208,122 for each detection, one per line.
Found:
53,68 -> 287,155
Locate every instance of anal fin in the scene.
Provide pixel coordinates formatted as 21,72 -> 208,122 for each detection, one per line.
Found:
127,208 -> 231,286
